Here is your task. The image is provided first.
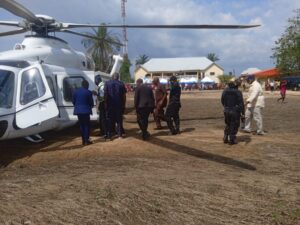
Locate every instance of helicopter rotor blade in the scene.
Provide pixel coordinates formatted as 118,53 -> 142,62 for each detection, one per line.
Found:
0,0 -> 42,25
61,29 -> 123,46
0,21 -> 20,27
0,28 -> 27,37
62,23 -> 260,29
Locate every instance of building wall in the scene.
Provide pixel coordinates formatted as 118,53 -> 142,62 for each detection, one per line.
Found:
134,67 -> 148,81
134,62 -> 224,83
204,64 -> 224,83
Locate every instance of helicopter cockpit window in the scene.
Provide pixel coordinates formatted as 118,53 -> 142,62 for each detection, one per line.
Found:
0,70 -> 14,109
20,68 -> 46,105
63,77 -> 85,102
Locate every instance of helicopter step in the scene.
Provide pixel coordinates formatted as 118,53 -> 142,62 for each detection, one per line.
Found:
24,134 -> 44,143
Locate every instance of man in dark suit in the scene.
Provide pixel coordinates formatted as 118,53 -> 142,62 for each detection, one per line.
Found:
104,72 -> 126,139
72,80 -> 94,145
134,79 -> 155,140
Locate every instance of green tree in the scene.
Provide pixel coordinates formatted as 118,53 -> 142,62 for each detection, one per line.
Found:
218,74 -> 234,85
207,53 -> 220,62
120,55 -> 133,83
135,54 -> 150,67
272,9 -> 300,74
81,24 -> 122,72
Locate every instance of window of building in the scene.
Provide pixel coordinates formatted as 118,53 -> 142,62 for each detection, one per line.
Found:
210,72 -> 215,76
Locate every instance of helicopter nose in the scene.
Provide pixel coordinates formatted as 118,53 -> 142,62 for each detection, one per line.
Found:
0,120 -> 8,138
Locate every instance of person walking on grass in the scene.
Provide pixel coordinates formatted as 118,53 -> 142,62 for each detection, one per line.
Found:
134,79 -> 155,140
165,76 -> 181,135
277,80 -> 287,103
152,77 -> 168,130
221,78 -> 245,145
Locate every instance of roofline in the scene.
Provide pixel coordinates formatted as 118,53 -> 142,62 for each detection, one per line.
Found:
204,62 -> 224,71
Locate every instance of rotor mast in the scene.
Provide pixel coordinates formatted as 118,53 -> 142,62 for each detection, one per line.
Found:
121,0 -> 128,57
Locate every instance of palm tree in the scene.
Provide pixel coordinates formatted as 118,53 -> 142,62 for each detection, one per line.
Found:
81,24 -> 122,72
135,54 -> 150,67
207,53 -> 220,62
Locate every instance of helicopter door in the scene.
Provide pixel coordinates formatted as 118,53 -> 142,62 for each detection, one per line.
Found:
15,65 -> 59,129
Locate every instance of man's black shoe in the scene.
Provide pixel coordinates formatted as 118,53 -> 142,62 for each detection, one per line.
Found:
229,139 -> 238,145
83,140 -> 93,146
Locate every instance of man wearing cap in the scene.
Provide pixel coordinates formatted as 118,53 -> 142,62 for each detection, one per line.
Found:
243,75 -> 265,135
221,78 -> 245,144
152,77 -> 168,129
165,76 -> 181,135
134,79 -> 155,140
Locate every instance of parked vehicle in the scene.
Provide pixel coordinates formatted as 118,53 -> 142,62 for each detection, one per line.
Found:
281,76 -> 300,91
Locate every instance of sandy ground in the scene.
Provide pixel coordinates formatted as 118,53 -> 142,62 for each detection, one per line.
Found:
0,90 -> 299,225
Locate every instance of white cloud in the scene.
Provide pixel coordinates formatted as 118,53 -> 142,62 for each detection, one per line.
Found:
0,0 -> 299,75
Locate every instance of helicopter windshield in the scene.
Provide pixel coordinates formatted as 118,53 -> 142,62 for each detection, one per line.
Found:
0,70 -> 14,109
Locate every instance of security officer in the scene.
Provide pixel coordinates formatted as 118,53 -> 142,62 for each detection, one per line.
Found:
221,78 -> 245,145
165,76 -> 181,135
134,78 -> 155,140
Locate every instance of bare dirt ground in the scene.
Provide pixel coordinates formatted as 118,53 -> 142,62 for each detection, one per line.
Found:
0,90 -> 299,225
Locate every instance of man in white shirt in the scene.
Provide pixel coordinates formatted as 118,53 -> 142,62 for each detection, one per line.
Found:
94,75 -> 106,137
243,75 -> 265,135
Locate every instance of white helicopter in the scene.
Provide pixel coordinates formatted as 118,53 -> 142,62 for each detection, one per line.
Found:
0,0 -> 259,142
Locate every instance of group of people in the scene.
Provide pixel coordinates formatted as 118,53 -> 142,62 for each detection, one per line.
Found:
72,73 -> 126,145
135,76 -> 181,140
72,73 -> 182,145
73,72 -> 277,146
221,75 -> 265,145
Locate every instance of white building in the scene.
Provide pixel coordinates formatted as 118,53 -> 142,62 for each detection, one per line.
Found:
134,57 -> 224,83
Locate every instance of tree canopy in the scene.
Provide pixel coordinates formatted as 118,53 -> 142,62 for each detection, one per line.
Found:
81,24 -> 122,72
135,54 -> 150,67
120,55 -> 133,83
207,53 -> 220,62
218,74 -> 234,85
272,9 -> 300,74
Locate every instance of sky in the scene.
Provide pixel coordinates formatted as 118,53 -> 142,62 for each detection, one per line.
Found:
0,0 -> 299,75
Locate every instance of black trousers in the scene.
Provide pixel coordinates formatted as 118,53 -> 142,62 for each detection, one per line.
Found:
106,108 -> 123,138
224,109 -> 240,140
165,103 -> 180,133
98,101 -> 106,136
136,108 -> 152,135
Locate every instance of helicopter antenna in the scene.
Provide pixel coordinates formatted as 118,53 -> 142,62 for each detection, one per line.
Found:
121,0 -> 128,57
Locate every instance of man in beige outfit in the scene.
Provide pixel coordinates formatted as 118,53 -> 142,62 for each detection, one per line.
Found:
243,75 -> 265,135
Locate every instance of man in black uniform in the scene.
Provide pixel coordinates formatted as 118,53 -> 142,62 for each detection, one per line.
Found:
221,79 -> 245,145
165,76 -> 181,135
134,79 -> 155,140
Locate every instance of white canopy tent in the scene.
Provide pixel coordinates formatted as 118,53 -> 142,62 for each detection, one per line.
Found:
200,77 -> 215,83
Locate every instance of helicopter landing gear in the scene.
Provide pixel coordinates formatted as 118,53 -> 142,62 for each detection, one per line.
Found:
24,134 -> 44,143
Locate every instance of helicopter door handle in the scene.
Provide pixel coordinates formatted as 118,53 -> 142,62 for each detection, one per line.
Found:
38,101 -> 47,110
